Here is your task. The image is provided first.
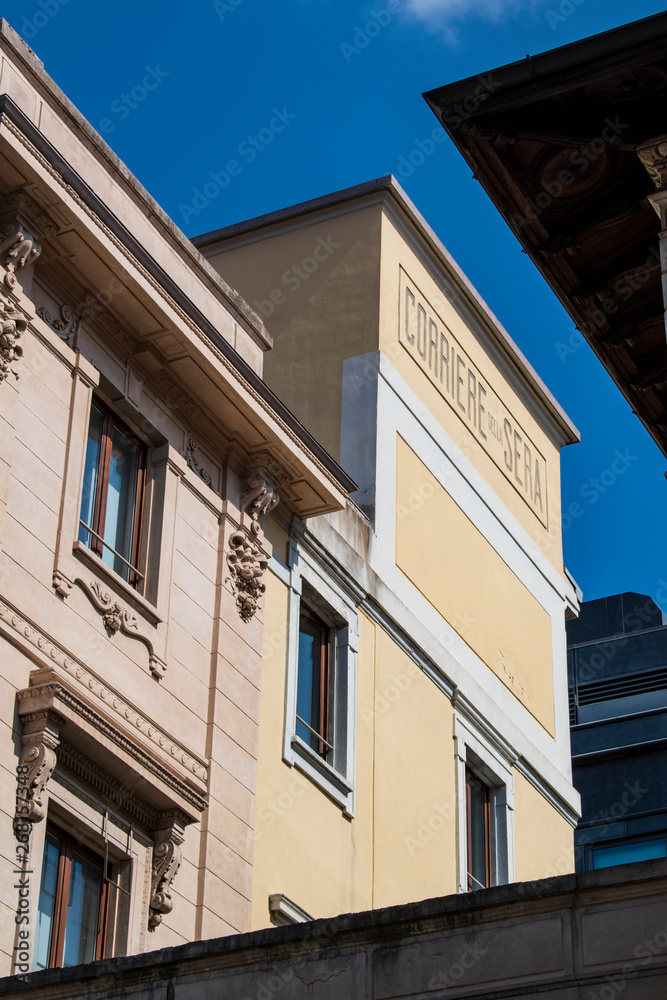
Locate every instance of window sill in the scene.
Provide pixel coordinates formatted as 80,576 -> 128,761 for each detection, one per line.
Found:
73,541 -> 162,625
288,735 -> 354,815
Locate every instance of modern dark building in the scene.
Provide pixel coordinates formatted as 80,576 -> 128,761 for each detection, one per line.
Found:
567,592 -> 667,871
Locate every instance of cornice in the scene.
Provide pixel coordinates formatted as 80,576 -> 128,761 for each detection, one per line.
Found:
0,95 -> 356,502
0,597 -> 208,788
18,679 -> 207,816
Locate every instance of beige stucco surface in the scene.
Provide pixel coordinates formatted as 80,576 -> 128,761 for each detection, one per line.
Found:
396,436 -> 555,735
513,771 -> 575,881
378,209 -> 566,573
207,209 -> 381,462
251,581 -> 458,928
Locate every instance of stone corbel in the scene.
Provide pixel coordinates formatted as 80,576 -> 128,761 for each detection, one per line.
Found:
78,578 -> 167,678
0,192 -> 56,291
226,454 -> 288,623
637,136 -> 667,226
14,698 -> 64,837
240,452 -> 288,531
148,812 -> 186,929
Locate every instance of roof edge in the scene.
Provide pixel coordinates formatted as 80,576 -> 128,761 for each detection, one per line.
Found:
195,175 -> 579,447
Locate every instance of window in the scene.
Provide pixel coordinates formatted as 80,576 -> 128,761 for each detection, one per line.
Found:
591,835 -> 667,870
466,767 -> 491,891
33,825 -> 108,970
296,605 -> 332,762
78,399 -> 145,586
282,539 -> 358,814
454,714 -> 514,893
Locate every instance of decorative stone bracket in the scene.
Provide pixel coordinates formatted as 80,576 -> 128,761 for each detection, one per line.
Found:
78,578 -> 167,678
14,694 -> 64,838
227,454 -> 288,623
241,453 -> 288,529
149,812 -> 186,929
0,191 -> 56,291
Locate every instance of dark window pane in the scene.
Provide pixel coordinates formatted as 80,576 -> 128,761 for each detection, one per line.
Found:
468,778 -> 489,890
296,620 -> 321,750
78,405 -> 104,549
33,832 -> 62,971
62,852 -> 102,967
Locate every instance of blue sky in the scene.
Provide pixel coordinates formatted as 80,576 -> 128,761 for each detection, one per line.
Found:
9,0 -> 666,610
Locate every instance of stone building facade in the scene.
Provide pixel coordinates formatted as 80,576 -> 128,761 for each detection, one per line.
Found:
0,20 -> 352,975
0,15 -> 582,983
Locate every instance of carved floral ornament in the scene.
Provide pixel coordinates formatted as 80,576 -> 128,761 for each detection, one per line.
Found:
0,293 -> 27,384
226,457 -> 288,623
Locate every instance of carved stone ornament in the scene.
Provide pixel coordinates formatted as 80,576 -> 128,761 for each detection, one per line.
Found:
184,436 -> 213,487
79,579 -> 167,679
89,580 -> 140,635
637,136 -> 667,191
36,303 -> 76,344
0,294 -> 27,384
14,708 -> 63,839
226,531 -> 268,622
240,457 -> 288,532
0,191 -> 57,290
149,815 -> 185,929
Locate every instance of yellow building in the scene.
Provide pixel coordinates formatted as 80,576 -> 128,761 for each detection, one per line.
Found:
194,177 -> 582,927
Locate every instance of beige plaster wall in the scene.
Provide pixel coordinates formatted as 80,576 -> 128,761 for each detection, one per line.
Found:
395,436 -> 555,736
207,208 -> 382,461
513,771 -> 575,881
251,576 -> 457,929
378,209 -> 566,573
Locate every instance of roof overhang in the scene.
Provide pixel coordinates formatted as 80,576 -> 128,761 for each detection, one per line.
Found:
424,11 -> 667,457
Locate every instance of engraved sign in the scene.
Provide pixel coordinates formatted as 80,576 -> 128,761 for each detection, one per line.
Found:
399,268 -> 548,527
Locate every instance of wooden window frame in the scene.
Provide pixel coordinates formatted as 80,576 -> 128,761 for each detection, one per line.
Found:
41,822 -> 110,969
297,604 -> 332,762
81,398 -> 146,588
465,766 -> 492,892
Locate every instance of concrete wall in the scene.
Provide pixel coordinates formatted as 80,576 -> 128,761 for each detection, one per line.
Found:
3,860 -> 666,999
